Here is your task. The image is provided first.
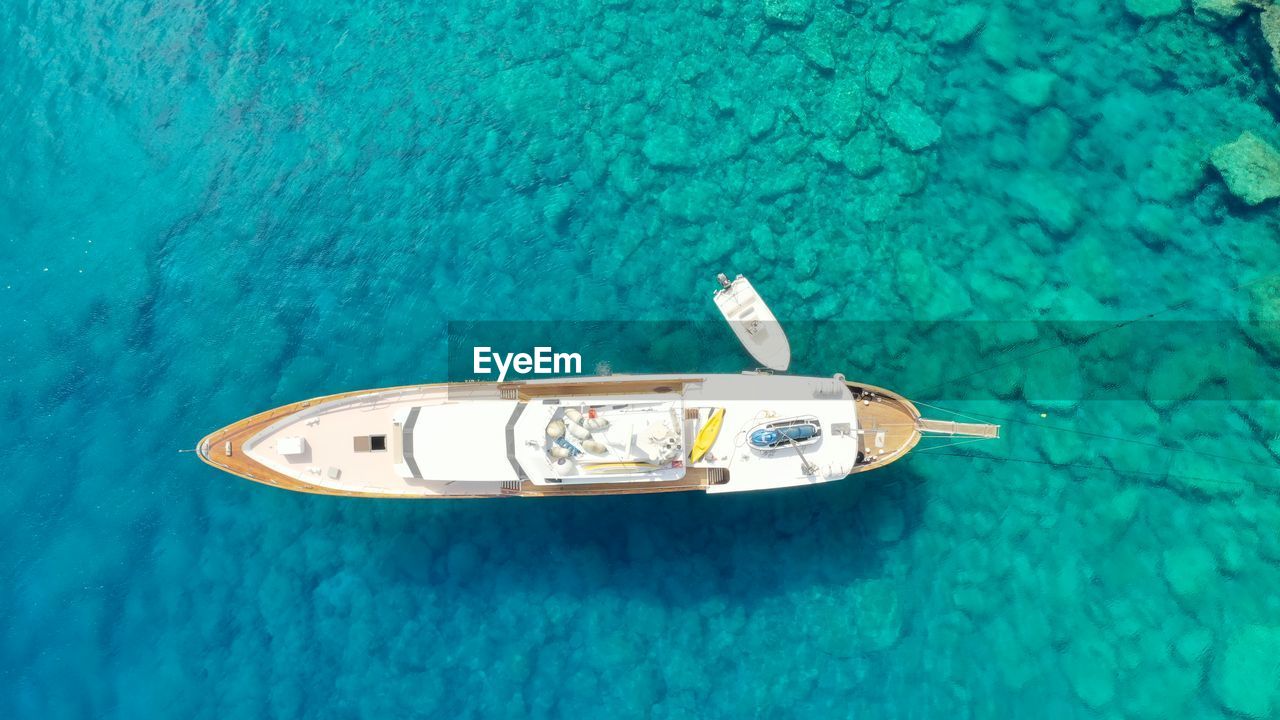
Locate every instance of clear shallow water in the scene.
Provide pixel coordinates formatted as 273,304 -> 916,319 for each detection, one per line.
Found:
5,0 -> 1280,717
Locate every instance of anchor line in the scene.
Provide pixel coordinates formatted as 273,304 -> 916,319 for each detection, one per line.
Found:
909,269 -> 1280,398
898,271 -> 1280,484
917,450 -> 1275,493
912,400 -> 1280,475
909,311 -> 1171,397
913,435 -> 998,453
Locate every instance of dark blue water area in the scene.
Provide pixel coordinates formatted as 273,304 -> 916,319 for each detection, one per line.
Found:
4,0 -> 1280,717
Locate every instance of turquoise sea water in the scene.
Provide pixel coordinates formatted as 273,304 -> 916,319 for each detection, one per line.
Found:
6,0 -> 1280,717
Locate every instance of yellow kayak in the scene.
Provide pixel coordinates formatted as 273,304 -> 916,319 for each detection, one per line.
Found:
689,408 -> 725,463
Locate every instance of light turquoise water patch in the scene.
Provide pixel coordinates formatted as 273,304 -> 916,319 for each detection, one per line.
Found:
4,0 -> 1280,717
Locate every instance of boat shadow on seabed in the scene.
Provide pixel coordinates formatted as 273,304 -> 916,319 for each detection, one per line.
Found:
352,461 -> 931,603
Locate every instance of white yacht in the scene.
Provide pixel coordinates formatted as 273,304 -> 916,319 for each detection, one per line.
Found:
196,373 -> 998,498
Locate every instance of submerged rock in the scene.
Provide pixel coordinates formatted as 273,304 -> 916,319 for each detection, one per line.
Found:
1176,627 -> 1214,664
894,247 -> 973,317
542,190 -> 573,230
883,100 -> 941,152
1243,280 -> 1280,360
757,166 -> 807,200
1101,487 -> 1143,537
1125,0 -> 1184,20
659,181 -> 717,222
989,617 -> 1038,689
936,4 -> 986,45
800,29 -> 835,72
1219,537 -> 1248,574
1212,625 -> 1280,718
569,49 -> 610,84
850,579 -> 902,651
610,154 -> 644,197
859,491 -> 905,544
1191,0 -> 1250,24
763,0 -> 812,28
748,106 -> 777,139
1263,6 -> 1280,78
1135,202 -> 1178,243
1006,172 -> 1080,234
1025,107 -> 1073,167
867,49 -> 902,96
1167,449 -> 1246,498
842,130 -> 883,177
1122,651 -> 1201,720
749,224 -> 774,256
643,126 -> 698,168
1137,141 -> 1208,202
879,145 -> 930,196
1161,545 -> 1217,600
1005,70 -> 1057,109
978,9 -> 1018,67
813,137 -> 842,164
825,78 -> 864,139
1063,637 -> 1118,709
1209,131 -> 1280,205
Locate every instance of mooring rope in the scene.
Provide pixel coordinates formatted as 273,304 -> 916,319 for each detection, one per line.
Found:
917,450 -> 1276,493
900,271 -> 1280,488
912,400 -> 1280,474
910,270 -> 1280,398
913,434 -> 998,453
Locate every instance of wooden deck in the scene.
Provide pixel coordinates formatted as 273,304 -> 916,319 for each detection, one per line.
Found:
844,382 -> 924,474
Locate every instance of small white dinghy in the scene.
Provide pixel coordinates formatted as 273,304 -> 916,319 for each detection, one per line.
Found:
713,273 -> 791,371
